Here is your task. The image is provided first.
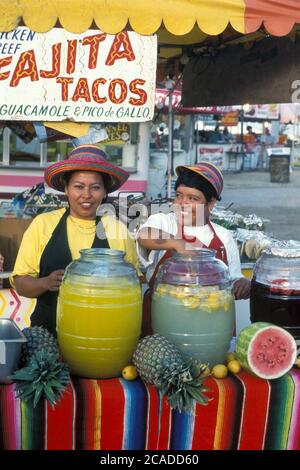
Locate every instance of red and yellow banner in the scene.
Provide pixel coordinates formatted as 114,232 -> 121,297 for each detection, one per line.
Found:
0,1 -> 299,37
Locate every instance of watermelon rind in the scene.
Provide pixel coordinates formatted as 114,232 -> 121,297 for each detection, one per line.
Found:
236,322 -> 297,379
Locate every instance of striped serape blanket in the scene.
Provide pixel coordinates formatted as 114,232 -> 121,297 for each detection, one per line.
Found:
0,369 -> 299,450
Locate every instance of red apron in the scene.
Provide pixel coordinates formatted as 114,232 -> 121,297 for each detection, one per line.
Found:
142,222 -> 229,336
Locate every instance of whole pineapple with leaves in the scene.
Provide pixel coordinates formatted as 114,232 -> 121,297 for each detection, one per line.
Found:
11,326 -> 70,408
133,334 -> 210,412
20,326 -> 60,366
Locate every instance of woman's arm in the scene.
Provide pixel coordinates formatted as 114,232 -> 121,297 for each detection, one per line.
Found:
13,270 -> 65,298
233,277 -> 251,300
138,227 -> 186,252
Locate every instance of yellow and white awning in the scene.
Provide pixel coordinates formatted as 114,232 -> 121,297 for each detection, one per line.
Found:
0,0 -> 299,37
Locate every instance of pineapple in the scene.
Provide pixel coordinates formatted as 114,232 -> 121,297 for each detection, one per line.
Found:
12,326 -> 69,408
12,349 -> 70,408
20,326 -> 60,366
133,334 -> 210,412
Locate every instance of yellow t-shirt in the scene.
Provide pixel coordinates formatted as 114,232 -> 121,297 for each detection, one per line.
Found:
11,208 -> 140,286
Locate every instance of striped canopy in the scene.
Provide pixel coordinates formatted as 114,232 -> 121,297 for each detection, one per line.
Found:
0,0 -> 299,37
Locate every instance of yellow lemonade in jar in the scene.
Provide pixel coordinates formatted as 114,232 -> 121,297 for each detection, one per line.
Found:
57,280 -> 142,378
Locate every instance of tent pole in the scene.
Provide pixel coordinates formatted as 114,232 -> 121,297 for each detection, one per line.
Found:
240,107 -> 244,152
167,88 -> 174,199
195,114 -> 199,164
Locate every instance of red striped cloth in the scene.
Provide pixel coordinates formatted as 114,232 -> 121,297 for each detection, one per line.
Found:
145,386 -> 172,450
45,383 -> 75,450
236,370 -> 271,450
1,369 -> 300,450
192,377 -> 220,450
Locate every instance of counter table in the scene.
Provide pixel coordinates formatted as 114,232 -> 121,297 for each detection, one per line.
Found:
0,369 -> 299,450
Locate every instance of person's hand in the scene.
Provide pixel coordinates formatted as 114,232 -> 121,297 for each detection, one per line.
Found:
233,278 -> 251,300
45,269 -> 65,292
171,238 -> 197,254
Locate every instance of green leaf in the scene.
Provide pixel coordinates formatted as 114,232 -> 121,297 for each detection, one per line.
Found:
47,378 -> 65,388
16,388 -> 35,402
12,348 -> 70,408
16,382 -> 36,396
12,369 -> 36,381
33,386 -> 44,407
187,386 -> 209,404
43,384 -> 56,406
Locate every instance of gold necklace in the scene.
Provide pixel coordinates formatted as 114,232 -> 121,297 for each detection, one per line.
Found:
69,216 -> 96,234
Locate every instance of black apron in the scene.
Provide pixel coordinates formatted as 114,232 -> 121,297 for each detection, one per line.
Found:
30,209 -> 109,336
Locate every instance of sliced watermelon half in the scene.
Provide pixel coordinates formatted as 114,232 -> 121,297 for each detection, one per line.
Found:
236,322 -> 297,379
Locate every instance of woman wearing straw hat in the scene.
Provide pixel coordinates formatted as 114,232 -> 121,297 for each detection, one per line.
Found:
138,162 -> 250,334
11,145 -> 139,335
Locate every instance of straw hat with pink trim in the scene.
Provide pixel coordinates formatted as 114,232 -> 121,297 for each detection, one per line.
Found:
44,144 -> 129,193
175,161 -> 224,199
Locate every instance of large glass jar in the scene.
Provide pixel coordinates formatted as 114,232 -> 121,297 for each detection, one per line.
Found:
57,248 -> 142,379
152,249 -> 235,367
250,247 -> 300,342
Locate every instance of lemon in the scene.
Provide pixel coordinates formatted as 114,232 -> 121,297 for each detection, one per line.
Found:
183,298 -> 199,308
208,301 -> 221,311
227,359 -> 242,374
188,298 -> 200,309
208,292 -> 220,302
122,365 -> 138,381
201,302 -> 212,313
211,364 -> 228,379
226,352 -> 236,363
206,293 -> 221,311
157,285 -> 168,294
175,292 -> 186,299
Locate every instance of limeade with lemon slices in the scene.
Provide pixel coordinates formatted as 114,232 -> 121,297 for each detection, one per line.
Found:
152,284 -> 235,367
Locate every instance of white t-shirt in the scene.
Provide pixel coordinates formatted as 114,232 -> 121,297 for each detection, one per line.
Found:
137,212 -> 243,283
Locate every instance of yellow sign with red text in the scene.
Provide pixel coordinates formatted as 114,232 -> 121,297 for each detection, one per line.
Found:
0,28 -> 157,122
